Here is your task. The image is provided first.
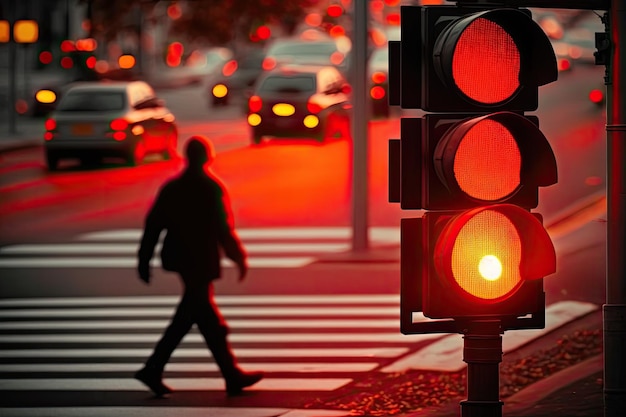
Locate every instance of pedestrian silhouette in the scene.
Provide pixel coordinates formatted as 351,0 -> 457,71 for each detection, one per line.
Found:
135,135 -> 263,398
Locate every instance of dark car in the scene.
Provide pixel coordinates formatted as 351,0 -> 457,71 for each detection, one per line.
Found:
206,48 -> 266,107
247,65 -> 352,145
262,37 -> 352,76
43,81 -> 178,170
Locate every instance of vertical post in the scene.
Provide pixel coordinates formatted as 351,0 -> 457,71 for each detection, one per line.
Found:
460,320 -> 504,417
604,1 -> 626,416
8,0 -> 17,134
351,0 -> 369,251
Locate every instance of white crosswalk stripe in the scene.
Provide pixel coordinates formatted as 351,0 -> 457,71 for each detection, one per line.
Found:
0,294 -> 424,396
0,227 -> 400,269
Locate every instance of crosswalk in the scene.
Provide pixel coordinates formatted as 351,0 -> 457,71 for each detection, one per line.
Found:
0,227 -> 400,269
0,294 -> 417,394
0,294 -> 599,416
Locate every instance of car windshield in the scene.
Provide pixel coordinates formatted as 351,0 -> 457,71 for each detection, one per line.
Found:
259,76 -> 316,94
57,91 -> 126,112
270,42 -> 338,62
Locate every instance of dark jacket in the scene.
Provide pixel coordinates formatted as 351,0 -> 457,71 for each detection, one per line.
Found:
138,169 -> 245,280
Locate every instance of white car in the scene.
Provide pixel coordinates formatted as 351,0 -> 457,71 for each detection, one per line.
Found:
43,81 -> 178,170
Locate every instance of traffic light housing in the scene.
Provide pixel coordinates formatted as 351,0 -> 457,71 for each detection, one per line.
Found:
398,6 -> 557,112
390,5 -> 559,333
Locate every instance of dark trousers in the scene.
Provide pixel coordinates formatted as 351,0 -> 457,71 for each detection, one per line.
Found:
144,279 -> 240,381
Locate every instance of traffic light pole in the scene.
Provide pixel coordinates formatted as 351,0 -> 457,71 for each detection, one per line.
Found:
461,320 -> 504,417
604,1 -> 626,416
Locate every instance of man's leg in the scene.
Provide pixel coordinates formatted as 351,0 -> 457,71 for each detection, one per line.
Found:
195,284 -> 263,395
136,292 -> 194,397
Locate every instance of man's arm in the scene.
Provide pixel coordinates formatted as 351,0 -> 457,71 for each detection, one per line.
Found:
216,186 -> 248,281
137,189 -> 167,283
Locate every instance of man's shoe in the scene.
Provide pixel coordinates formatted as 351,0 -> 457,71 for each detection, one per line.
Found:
226,370 -> 264,396
134,367 -> 173,398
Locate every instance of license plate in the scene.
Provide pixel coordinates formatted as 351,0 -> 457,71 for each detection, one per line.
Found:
71,123 -> 94,136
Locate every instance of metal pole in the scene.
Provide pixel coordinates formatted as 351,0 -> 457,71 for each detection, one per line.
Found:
8,0 -> 17,134
460,320 -> 504,417
604,0 -> 626,415
351,0 -> 369,251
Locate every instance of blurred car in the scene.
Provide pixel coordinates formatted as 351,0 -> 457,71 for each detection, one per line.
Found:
43,81 -> 178,170
262,37 -> 352,75
247,65 -> 352,145
182,46 -> 233,84
551,12 -> 604,67
368,47 -> 389,118
206,48 -> 266,107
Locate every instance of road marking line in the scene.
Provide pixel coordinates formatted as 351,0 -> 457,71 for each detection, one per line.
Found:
0,256 -> 314,268
0,306 -> 399,318
0,332 -> 409,344
0,347 -> 408,359
0,377 -> 353,392
0,242 -> 351,255
0,318 -> 400,330
0,362 -> 379,373
0,294 -> 400,307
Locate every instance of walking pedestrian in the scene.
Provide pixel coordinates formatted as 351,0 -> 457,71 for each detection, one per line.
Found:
135,135 -> 263,398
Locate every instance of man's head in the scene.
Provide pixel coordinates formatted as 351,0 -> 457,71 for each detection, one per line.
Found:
185,135 -> 215,170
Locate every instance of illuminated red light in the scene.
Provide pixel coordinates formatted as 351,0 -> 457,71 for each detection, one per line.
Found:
262,57 -> 277,71
307,101 -> 322,114
60,56 -> 73,69
44,132 -> 54,141
222,60 -> 238,77
256,25 -> 271,40
110,119 -> 128,131
60,40 -> 75,53
589,89 -> 604,104
44,118 -> 57,131
448,209 -> 523,301
454,119 -> 521,201
372,71 -> 387,84
452,18 -> 520,104
113,131 -> 126,141
327,4 -> 343,18
330,51 -> 345,66
248,95 -> 263,113
386,13 -> 401,26
558,58 -> 571,72
370,86 -> 386,100
86,55 -> 96,69
39,51 -> 53,65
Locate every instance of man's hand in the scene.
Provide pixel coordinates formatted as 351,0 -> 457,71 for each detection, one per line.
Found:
236,259 -> 248,282
138,261 -> 151,284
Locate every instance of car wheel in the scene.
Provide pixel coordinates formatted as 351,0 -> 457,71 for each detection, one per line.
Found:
251,132 -> 263,146
127,142 -> 145,166
46,151 -> 59,171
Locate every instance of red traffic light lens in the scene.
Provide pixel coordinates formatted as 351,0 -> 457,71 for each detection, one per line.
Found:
448,209 -> 523,302
453,118 -> 521,201
434,204 -> 556,304
452,17 -> 521,104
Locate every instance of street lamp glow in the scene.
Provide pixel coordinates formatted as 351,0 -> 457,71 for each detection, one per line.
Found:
14,20 -> 38,43
478,255 -> 502,281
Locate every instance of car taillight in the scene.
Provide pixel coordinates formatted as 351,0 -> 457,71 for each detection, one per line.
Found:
222,60 -> 238,77
307,101 -> 322,114
249,95 -> 263,113
110,118 -> 128,141
262,57 -> 277,71
589,89 -> 604,104
44,118 -> 56,141
370,86 -> 386,100
372,71 -> 386,84
45,118 -> 56,131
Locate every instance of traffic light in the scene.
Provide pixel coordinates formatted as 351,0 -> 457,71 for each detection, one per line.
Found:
389,5 -> 559,333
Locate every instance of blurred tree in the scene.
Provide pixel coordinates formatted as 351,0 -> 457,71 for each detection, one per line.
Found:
81,0 -> 316,45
